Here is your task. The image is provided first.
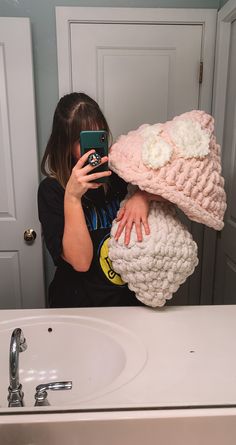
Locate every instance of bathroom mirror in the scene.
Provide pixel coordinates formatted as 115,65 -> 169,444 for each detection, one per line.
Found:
0,1 -> 235,310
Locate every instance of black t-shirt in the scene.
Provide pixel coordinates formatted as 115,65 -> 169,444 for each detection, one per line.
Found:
38,173 -> 142,308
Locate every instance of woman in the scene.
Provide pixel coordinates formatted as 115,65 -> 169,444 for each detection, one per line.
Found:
38,92 -> 155,308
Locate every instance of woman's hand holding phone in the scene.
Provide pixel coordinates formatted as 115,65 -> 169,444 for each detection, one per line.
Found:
65,150 -> 111,201
80,130 -> 109,183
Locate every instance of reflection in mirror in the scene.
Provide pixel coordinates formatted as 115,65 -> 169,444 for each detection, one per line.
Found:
0,5 -> 236,309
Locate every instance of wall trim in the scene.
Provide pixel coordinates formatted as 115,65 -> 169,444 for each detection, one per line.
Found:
207,0 -> 236,303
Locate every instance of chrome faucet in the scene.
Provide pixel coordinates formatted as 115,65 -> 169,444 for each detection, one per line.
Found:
8,328 -> 27,407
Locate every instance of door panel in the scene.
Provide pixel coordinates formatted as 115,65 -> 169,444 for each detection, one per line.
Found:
71,23 -> 202,139
0,252 -> 21,308
0,48 -> 15,221
0,18 -> 45,308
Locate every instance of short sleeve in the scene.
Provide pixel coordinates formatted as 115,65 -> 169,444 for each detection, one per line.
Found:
37,177 -> 65,265
110,172 -> 128,200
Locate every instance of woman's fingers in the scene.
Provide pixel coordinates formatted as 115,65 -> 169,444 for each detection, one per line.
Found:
82,156 -> 109,175
114,217 -> 137,245
115,216 -> 150,245
87,182 -> 103,189
75,150 -> 109,174
114,218 -> 127,241
116,206 -> 126,221
75,149 -> 95,169
142,218 -> 150,235
135,221 -> 143,243
125,219 -> 150,245
124,220 -> 144,245
124,221 -> 134,246
133,219 -> 150,243
82,169 -> 112,182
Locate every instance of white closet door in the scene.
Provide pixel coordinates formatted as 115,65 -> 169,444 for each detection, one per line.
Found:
71,22 -> 202,305
56,8 -> 217,305
70,23 -> 202,139
0,18 -> 45,308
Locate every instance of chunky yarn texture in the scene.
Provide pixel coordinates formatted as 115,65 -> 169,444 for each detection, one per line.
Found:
108,110 -> 227,307
109,200 -> 198,307
109,110 -> 227,230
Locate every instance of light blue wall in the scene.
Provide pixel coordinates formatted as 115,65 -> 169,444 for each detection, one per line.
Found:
220,0 -> 229,6
0,0 -> 223,162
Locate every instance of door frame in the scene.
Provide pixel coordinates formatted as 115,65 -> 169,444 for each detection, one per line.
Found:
213,0 -> 236,146
56,7 -> 217,304
211,0 -> 236,303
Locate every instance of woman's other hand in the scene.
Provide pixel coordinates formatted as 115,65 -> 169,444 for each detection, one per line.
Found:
114,190 -> 167,246
114,190 -> 150,246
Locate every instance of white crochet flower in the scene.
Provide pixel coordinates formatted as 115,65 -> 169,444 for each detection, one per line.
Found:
169,118 -> 210,158
141,123 -> 162,137
141,125 -> 173,169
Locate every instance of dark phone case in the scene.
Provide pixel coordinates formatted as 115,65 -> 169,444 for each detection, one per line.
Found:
80,130 -> 109,183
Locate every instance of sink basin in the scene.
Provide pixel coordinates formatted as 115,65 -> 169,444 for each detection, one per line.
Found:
0,315 -> 147,409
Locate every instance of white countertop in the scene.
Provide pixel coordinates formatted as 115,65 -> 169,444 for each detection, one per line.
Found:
0,304 -> 236,412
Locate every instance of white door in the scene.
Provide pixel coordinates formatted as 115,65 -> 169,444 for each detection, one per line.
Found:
213,2 -> 236,303
56,8 -> 217,305
70,23 -> 202,139
0,18 -> 45,308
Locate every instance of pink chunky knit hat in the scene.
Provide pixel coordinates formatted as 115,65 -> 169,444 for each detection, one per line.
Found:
109,110 -> 226,230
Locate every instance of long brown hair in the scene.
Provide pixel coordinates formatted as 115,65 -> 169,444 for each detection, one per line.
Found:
41,92 -> 111,188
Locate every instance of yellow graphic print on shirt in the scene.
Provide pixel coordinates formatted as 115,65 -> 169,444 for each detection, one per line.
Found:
99,236 -> 125,285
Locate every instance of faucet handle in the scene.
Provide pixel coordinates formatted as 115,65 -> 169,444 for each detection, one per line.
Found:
34,381 -> 72,406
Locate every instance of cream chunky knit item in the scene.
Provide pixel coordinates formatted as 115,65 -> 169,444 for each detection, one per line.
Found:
109,200 -> 198,307
109,110 -> 227,230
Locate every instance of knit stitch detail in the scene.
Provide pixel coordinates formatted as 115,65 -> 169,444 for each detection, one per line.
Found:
109,201 -> 198,307
109,110 -> 226,230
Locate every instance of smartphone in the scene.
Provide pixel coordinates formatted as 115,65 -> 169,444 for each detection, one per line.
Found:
80,130 -> 109,183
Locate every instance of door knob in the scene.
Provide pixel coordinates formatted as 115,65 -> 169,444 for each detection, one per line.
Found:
24,229 -> 37,243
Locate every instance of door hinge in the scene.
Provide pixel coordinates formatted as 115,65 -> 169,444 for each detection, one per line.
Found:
199,61 -> 203,84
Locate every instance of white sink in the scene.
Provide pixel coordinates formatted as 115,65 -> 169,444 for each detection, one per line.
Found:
1,305 -> 236,444
0,315 -> 147,409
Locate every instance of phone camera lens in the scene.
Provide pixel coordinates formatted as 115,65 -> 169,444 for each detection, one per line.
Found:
100,135 -> 106,142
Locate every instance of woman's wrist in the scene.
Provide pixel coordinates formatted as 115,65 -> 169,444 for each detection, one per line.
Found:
135,189 -> 152,202
64,189 -> 82,205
